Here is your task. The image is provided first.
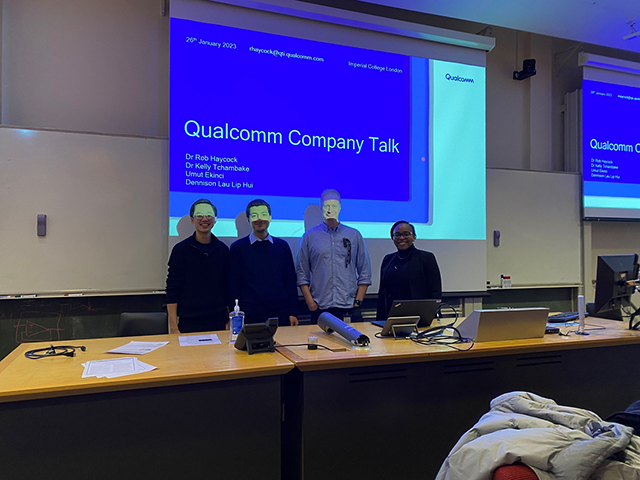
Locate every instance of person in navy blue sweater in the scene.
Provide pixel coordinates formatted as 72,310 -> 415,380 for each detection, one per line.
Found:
166,199 -> 229,334
229,199 -> 299,327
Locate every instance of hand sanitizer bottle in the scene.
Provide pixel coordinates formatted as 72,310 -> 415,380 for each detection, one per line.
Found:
229,299 -> 244,343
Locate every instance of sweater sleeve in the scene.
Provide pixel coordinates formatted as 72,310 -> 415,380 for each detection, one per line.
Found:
376,256 -> 390,320
219,243 -> 231,312
423,252 -> 443,299
282,241 -> 298,317
165,244 -> 185,304
228,241 -> 243,310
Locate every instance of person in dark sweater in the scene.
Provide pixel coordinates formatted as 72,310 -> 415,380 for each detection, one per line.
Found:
166,199 -> 229,333
229,199 -> 298,327
376,220 -> 442,320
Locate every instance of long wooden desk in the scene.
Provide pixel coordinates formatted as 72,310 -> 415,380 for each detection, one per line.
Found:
3,320 -> 639,480
0,333 -> 293,480
275,320 -> 640,480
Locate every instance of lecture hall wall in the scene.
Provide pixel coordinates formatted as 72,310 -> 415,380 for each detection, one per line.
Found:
2,0 -> 640,300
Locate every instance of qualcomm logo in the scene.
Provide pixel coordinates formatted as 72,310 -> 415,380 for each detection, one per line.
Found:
445,73 -> 475,83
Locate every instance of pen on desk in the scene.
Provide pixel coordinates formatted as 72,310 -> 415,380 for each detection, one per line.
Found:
198,338 -> 213,342
64,293 -> 83,297
16,294 -> 37,298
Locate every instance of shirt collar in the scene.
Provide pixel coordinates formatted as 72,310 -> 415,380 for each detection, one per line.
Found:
320,222 -> 340,233
249,233 -> 273,244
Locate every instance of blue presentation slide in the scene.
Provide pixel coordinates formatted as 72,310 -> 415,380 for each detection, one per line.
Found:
583,80 -> 640,216
170,18 -> 428,223
169,18 -> 486,240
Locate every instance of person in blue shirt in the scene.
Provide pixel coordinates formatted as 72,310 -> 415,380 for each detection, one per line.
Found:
296,189 -> 372,323
229,199 -> 298,326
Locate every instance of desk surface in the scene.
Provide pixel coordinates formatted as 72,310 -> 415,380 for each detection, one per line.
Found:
0,332 -> 294,403
3,320 -> 636,402
274,319 -> 640,371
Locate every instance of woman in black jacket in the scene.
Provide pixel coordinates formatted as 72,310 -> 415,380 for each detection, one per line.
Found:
376,220 -> 442,320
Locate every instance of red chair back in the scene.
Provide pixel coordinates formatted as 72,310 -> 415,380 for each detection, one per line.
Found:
493,464 -> 538,480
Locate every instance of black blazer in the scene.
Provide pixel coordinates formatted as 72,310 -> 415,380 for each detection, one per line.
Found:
376,248 -> 442,320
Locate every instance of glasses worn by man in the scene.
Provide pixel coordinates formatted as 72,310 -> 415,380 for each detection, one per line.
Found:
249,211 -> 270,220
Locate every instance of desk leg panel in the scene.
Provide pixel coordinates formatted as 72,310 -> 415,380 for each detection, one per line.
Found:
298,361 -> 497,480
0,376 -> 282,480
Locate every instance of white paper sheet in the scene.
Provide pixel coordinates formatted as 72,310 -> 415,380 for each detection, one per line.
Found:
82,357 -> 135,378
178,334 -> 221,346
102,359 -> 157,378
107,341 -> 168,355
82,357 -> 157,379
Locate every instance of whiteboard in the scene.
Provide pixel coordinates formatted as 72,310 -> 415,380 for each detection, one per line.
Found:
486,168 -> 581,287
0,127 -> 168,295
7,128 -> 583,295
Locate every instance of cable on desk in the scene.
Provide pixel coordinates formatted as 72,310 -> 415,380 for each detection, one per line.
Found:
584,323 -> 606,331
372,304 -> 465,342
435,303 -> 458,327
372,330 -> 420,339
561,323 -> 607,336
24,344 -> 86,359
411,325 -> 474,351
276,343 -> 338,352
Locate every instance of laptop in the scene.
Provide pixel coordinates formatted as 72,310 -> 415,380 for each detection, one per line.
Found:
371,299 -> 442,329
456,308 -> 550,342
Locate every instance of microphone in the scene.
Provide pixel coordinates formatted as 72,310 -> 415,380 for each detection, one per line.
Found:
576,294 -> 589,335
318,312 -> 370,347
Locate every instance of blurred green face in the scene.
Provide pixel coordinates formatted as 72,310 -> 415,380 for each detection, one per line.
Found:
191,204 -> 216,234
249,205 -> 271,233
322,199 -> 341,221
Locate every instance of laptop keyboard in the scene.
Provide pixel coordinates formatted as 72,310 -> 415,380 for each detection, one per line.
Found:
547,312 -> 586,323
